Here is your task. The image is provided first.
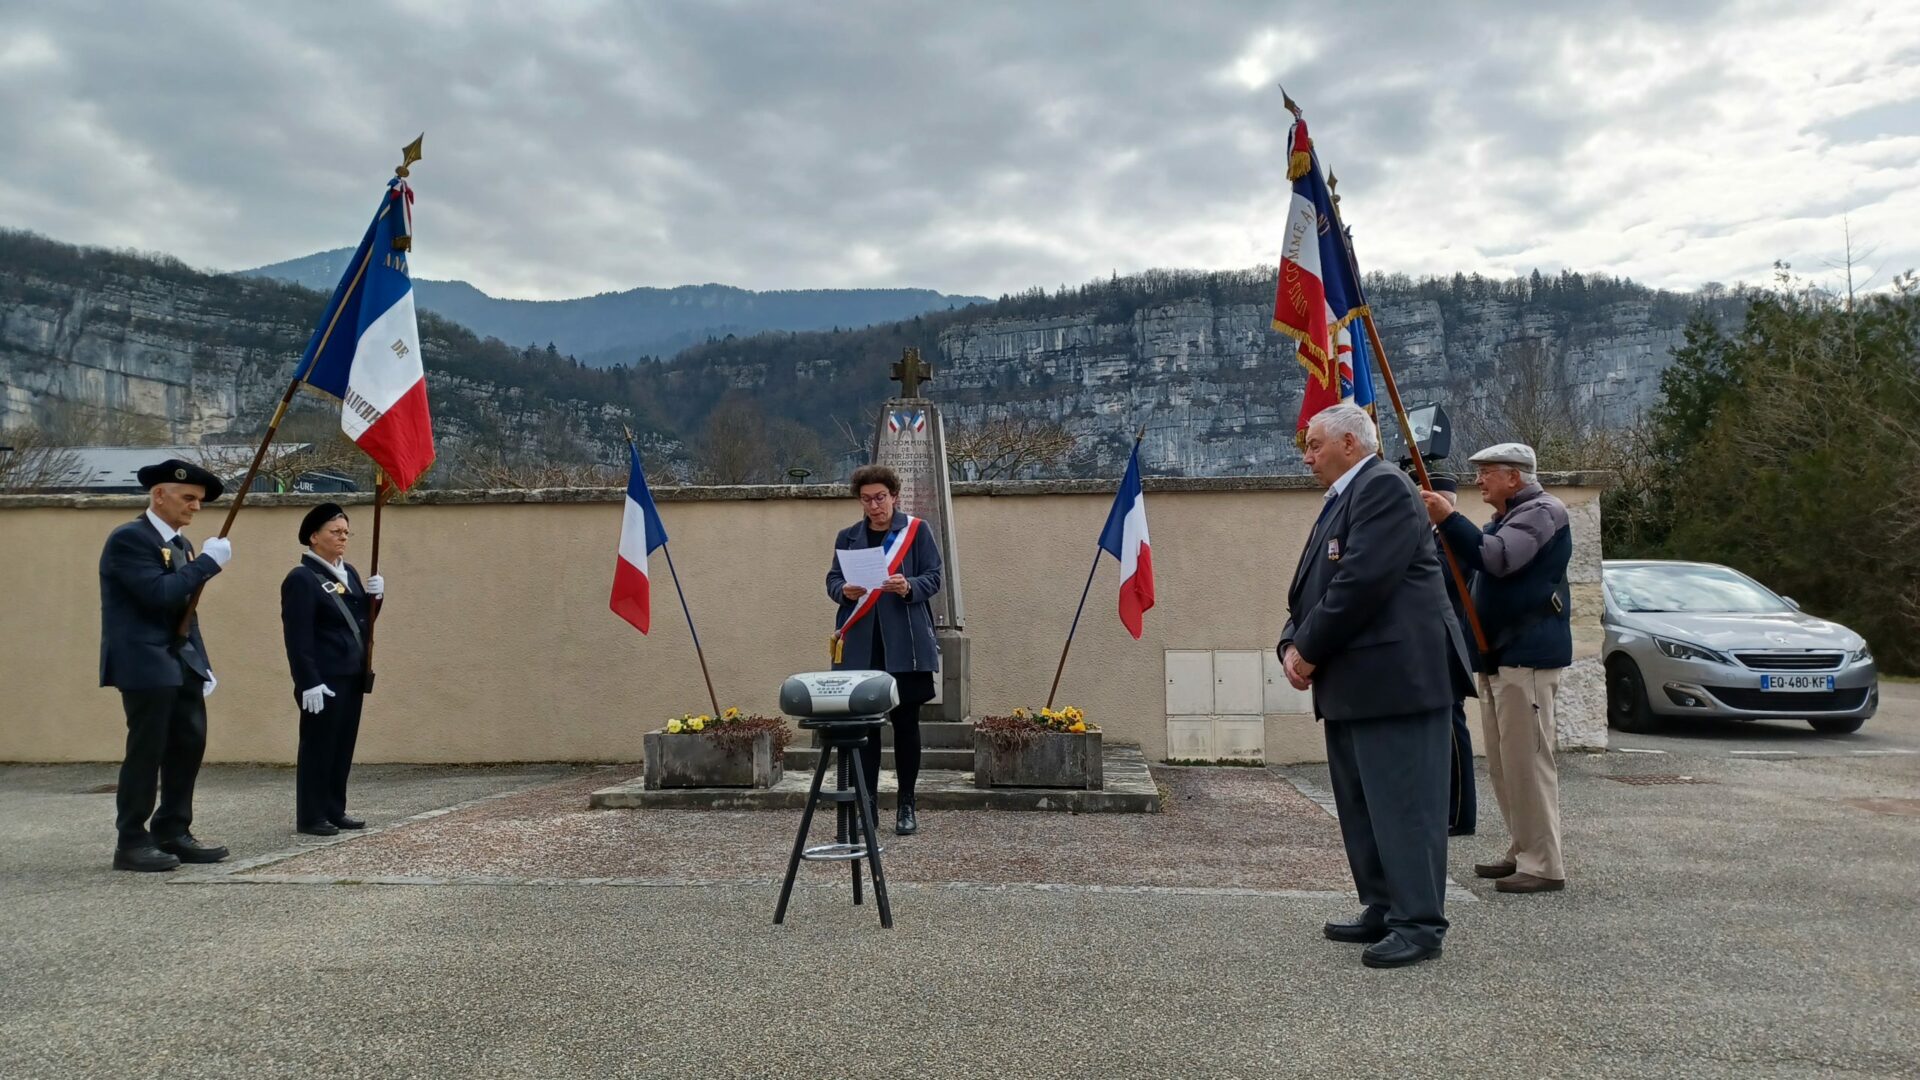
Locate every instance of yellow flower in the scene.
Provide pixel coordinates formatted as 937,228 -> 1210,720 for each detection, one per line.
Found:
689,717 -> 706,732
666,718 -> 684,734
1069,721 -> 1087,733
1012,707 -> 1029,719
723,706 -> 742,721
1065,707 -> 1083,722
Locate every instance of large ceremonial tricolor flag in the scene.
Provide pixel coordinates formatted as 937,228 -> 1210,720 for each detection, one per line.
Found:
295,177 -> 436,490
611,442 -> 670,635
1271,108 -> 1368,441
1097,442 -> 1154,639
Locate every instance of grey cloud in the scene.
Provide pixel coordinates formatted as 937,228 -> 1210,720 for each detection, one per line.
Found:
0,0 -> 1902,300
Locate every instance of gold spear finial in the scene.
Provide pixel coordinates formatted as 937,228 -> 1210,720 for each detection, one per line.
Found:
1279,85 -> 1302,119
1328,170 -> 1340,206
396,134 -> 424,178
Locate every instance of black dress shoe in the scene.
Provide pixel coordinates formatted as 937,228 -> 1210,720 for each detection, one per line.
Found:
895,799 -> 918,836
1323,917 -> 1391,944
113,845 -> 181,872
330,816 -> 366,830
156,834 -> 229,863
298,822 -> 340,836
1362,934 -> 1443,969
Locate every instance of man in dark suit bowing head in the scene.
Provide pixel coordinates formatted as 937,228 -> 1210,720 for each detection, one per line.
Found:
1280,404 -> 1473,969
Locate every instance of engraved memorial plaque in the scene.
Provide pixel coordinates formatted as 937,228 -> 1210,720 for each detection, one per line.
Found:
871,348 -> 963,631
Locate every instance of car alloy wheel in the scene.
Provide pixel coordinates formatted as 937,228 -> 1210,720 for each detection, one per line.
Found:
1606,657 -> 1665,734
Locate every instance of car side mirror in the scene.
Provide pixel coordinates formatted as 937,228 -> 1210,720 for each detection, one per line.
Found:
1782,596 -> 1800,610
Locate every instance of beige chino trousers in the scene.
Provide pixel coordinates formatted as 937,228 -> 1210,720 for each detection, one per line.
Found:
1478,666 -> 1566,881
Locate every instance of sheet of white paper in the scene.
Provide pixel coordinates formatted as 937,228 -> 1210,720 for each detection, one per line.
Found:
835,546 -> 891,592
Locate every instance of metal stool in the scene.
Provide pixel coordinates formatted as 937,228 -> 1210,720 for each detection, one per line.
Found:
773,715 -> 892,928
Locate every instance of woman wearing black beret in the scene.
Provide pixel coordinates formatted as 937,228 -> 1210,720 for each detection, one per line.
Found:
280,503 -> 384,836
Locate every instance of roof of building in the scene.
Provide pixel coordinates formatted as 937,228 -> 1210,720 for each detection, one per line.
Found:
33,444 -> 312,491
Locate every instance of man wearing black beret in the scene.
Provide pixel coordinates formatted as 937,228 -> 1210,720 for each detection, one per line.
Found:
100,459 -> 236,871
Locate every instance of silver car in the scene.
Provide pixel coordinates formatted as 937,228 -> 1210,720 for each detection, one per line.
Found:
1602,560 -> 1879,734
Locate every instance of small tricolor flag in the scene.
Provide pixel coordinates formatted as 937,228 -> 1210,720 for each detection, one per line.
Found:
611,442 -> 670,635
1097,443 -> 1154,639
295,177 -> 436,490
1270,106 -> 1368,443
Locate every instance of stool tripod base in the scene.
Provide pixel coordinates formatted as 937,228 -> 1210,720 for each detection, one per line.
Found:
773,719 -> 893,929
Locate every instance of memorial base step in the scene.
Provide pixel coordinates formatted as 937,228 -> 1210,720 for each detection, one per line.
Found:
590,744 -> 1160,814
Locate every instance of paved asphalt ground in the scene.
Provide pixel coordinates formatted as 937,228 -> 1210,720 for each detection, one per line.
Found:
4,684 -> 1918,1079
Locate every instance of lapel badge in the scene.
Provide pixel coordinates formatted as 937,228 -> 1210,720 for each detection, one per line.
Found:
1327,537 -> 1342,561
161,546 -> 173,568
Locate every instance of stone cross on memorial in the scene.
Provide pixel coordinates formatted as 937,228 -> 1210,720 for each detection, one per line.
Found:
872,346 -> 969,721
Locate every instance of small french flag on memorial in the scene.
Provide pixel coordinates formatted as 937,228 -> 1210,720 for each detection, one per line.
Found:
1097,441 -> 1155,639
611,441 -> 669,635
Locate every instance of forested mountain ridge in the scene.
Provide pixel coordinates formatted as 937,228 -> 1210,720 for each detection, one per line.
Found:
3,228 -> 1740,485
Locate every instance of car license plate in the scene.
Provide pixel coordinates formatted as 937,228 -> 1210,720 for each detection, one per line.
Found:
1760,674 -> 1835,692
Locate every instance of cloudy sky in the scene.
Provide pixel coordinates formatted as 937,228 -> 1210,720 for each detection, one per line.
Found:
1,0 -> 1915,300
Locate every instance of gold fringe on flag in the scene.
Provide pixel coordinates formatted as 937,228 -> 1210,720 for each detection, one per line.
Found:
1287,150 -> 1311,181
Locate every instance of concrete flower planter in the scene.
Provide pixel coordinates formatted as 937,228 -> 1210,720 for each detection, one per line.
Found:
642,729 -> 782,789
974,730 -> 1103,790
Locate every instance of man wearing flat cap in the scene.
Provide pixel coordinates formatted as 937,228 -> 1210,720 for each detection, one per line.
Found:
1421,442 -> 1574,894
99,459 -> 236,871
281,503 -> 384,836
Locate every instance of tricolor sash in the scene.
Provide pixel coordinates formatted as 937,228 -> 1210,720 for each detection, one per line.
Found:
830,515 -> 922,664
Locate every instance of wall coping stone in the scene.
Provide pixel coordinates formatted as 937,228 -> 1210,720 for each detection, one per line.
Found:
0,471 -> 1613,511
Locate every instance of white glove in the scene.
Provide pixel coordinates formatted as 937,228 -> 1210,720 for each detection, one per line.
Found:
366,574 -> 385,599
301,684 -> 335,713
202,537 -> 233,567
202,672 -> 217,698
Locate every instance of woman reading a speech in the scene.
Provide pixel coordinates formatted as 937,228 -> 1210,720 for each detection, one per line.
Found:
825,464 -> 943,837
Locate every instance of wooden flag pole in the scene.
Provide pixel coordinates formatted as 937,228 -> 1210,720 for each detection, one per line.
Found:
1323,199 -> 1490,656
1044,429 -> 1144,710
177,136 -> 421,640
626,426 -> 720,717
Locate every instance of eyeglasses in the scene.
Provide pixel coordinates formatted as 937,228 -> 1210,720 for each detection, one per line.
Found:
858,493 -> 893,506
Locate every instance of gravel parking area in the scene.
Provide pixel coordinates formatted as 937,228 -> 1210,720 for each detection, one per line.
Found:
234,766 -> 1356,893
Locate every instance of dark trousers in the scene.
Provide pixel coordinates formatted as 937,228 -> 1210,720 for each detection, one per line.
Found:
296,685 -> 364,827
860,703 -> 923,803
1323,707 -> 1452,950
860,671 -> 935,804
116,684 -> 208,848
1448,699 -> 1478,836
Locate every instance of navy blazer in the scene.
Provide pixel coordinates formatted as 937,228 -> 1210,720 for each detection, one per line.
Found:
280,553 -> 372,692
1280,458 -> 1473,722
825,512 -> 942,673
98,515 -> 221,691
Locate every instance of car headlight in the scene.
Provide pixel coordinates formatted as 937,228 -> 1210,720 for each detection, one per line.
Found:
1654,637 -> 1730,664
1850,644 -> 1873,663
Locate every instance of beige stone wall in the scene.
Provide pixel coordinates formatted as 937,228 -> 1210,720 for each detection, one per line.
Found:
0,477 -> 1605,765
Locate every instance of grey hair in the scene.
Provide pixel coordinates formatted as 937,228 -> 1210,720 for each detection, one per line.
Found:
1519,469 -> 1539,486
1310,403 -> 1380,453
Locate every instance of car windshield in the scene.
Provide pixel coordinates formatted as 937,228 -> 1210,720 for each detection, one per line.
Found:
1605,564 -> 1793,614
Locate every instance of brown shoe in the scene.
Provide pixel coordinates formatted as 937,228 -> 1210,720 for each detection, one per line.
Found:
1495,872 -> 1566,893
1473,860 -> 1517,879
